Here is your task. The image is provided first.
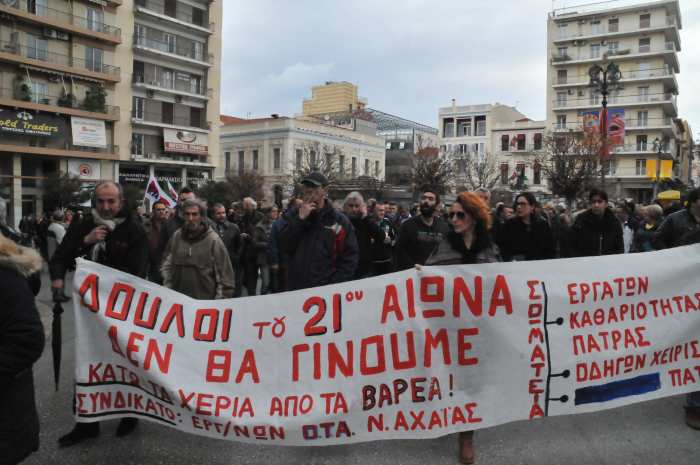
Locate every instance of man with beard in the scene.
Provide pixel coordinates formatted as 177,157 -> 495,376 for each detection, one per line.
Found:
161,199 -> 234,299
395,187 -> 450,270
161,187 -> 195,249
49,181 -> 148,447
278,172 -> 358,291
343,192 -> 384,279
238,197 -> 265,296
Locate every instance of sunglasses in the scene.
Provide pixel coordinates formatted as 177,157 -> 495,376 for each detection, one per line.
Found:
449,211 -> 467,220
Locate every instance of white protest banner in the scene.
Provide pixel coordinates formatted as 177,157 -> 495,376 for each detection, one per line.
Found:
72,245 -> 700,446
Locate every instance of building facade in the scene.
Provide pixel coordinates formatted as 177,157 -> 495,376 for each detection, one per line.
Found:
302,81 -> 366,117
220,115 -> 385,202
547,0 -> 682,203
491,120 -> 549,197
0,0 -> 221,226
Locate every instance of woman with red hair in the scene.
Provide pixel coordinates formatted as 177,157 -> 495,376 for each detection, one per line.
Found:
424,191 -> 500,463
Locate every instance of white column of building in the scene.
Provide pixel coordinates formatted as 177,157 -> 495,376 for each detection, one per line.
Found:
11,154 -> 21,227
181,167 -> 187,187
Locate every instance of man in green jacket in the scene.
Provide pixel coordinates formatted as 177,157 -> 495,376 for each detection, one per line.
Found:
161,199 -> 235,299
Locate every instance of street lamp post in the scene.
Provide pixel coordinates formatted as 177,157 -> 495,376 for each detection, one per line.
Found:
588,62 -> 622,190
652,137 -> 667,200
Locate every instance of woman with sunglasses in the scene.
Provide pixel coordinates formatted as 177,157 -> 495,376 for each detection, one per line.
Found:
423,191 -> 500,464
496,192 -> 555,262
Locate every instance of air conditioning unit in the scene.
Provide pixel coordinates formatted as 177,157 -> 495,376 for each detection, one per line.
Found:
42,28 -> 58,39
56,31 -> 69,41
149,80 -> 159,86
601,40 -> 608,46
146,89 -> 155,98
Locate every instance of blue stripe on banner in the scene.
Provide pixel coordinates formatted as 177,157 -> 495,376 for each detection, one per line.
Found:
574,373 -> 661,406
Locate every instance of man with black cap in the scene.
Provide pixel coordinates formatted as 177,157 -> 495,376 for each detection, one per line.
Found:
277,172 -> 359,291
395,186 -> 450,270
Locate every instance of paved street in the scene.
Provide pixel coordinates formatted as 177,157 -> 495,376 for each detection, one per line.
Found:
26,268 -> 699,465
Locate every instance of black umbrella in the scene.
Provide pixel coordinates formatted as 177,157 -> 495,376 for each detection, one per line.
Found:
51,302 -> 64,391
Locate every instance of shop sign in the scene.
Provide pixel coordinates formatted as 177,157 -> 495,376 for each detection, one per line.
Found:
163,128 -> 208,155
0,108 -> 66,137
68,159 -> 101,180
71,117 -> 107,148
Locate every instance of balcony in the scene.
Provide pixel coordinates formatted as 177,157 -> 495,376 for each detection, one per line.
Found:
132,74 -> 208,100
551,42 -> 679,72
611,144 -> 674,160
0,39 -> 121,82
553,92 -> 678,114
132,111 -> 208,132
0,142 -> 119,160
0,3 -> 122,44
130,152 -> 212,165
551,118 -> 677,138
134,0 -> 212,34
497,143 -> 545,154
0,86 -> 119,121
133,35 -> 210,68
553,66 -> 678,91
554,16 -> 681,50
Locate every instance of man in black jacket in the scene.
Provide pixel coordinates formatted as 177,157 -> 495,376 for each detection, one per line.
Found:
49,181 -> 149,447
277,172 -> 359,291
343,192 -> 384,279
211,203 -> 242,276
238,197 -> 265,296
569,188 -> 624,257
395,188 -> 450,270
653,187 -> 700,429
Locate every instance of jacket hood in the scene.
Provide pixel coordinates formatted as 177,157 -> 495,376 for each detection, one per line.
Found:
0,235 -> 42,277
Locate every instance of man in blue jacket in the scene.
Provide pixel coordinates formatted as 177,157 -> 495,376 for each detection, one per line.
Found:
277,173 -> 359,291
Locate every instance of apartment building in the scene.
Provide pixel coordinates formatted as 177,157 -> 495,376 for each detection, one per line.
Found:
491,120 -> 549,197
302,81 -> 366,117
0,0 -> 221,226
547,0 -> 682,203
122,0 -> 221,192
220,115 -> 385,202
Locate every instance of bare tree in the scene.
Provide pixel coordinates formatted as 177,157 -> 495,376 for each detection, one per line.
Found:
455,152 -> 501,191
410,145 -> 455,197
535,132 -> 600,208
290,142 -> 346,188
224,170 -> 266,201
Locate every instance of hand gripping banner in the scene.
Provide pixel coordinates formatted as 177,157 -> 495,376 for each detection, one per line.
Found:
72,245 -> 700,445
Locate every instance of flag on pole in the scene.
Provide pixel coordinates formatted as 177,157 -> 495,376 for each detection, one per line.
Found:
144,175 -> 175,207
166,180 -> 178,203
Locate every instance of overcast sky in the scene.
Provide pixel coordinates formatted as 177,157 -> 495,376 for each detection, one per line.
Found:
220,0 -> 700,134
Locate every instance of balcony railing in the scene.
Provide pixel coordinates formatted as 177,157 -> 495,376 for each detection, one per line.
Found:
498,143 -> 544,153
133,111 -> 207,129
552,117 -> 674,131
554,67 -> 676,88
134,35 -> 206,63
553,92 -> 677,109
555,17 -> 678,40
612,143 -> 673,155
552,43 -> 677,63
0,39 -> 120,77
1,2 -> 121,38
133,74 -> 205,96
0,86 -> 119,116
135,0 -> 209,29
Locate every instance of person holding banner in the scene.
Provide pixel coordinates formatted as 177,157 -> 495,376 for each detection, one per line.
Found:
569,188 -> 623,257
653,187 -> 700,429
277,172 -> 359,291
161,199 -> 235,299
49,181 -> 148,447
422,191 -> 500,464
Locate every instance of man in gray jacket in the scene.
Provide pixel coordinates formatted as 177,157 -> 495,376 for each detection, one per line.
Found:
161,199 -> 235,299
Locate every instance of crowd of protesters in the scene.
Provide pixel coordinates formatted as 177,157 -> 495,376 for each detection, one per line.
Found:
1,177 -> 699,464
